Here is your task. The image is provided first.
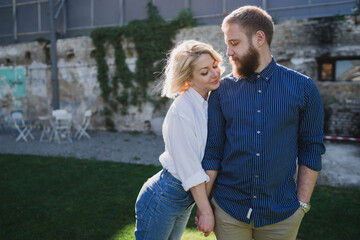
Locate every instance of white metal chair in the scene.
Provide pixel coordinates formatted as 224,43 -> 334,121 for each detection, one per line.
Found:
38,115 -> 53,142
74,110 -> 92,140
52,109 -> 68,118
52,110 -> 73,144
10,111 -> 34,142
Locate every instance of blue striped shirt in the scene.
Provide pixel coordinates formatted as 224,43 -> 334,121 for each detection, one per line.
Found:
202,58 -> 326,227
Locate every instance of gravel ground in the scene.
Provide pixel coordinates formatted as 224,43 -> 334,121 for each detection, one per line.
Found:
0,130 -> 164,165
1,130 -> 359,187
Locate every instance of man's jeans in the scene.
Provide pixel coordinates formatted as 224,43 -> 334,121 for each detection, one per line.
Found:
135,169 -> 195,240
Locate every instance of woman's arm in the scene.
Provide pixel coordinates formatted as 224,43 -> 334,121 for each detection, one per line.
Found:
190,182 -> 214,237
193,170 -> 218,237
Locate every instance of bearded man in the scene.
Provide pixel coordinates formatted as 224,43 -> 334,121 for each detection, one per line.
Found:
200,5 -> 326,240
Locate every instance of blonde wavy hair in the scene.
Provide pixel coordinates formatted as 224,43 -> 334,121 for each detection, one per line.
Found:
161,40 -> 224,99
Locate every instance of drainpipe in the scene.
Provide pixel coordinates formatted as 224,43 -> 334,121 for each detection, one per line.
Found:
49,0 -> 59,109
119,0 -> 124,26
185,0 -> 189,8
13,0 -> 17,41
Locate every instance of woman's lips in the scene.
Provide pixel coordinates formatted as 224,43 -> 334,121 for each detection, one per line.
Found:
212,78 -> 220,84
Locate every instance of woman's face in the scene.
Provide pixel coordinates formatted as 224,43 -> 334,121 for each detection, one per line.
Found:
188,53 -> 221,99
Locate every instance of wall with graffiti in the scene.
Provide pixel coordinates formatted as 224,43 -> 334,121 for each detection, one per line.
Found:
0,67 -> 26,111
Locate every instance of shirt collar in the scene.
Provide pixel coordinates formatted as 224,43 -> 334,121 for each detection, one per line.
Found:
259,57 -> 276,81
187,87 -> 208,106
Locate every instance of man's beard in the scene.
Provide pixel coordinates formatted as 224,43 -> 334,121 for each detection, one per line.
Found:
230,43 -> 260,78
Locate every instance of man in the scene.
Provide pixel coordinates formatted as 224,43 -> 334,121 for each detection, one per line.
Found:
200,5 -> 326,240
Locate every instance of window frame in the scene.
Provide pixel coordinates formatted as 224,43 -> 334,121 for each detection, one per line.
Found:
317,56 -> 360,82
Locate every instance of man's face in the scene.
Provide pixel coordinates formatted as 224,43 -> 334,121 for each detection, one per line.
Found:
223,23 -> 260,78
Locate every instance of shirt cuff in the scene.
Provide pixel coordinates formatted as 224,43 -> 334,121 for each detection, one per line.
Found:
182,169 -> 210,191
202,158 -> 220,171
298,153 -> 322,171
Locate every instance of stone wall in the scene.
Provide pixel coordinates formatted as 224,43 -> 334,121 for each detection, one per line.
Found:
0,15 -> 359,136
270,16 -> 360,138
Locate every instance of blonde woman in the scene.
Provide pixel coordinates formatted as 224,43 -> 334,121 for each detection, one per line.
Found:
134,40 -> 224,240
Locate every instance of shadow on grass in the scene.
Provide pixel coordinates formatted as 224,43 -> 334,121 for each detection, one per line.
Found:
0,154 -> 161,240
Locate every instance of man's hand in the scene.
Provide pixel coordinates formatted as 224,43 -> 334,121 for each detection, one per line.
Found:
195,207 -> 214,237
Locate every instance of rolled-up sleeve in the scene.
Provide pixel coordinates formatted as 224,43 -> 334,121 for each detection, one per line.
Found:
166,112 -> 209,191
297,79 -> 326,171
202,89 -> 226,171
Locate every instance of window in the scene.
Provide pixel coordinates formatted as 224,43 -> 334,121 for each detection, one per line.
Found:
321,63 -> 333,81
318,58 -> 360,82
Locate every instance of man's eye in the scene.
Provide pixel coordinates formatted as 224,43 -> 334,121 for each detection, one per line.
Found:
213,65 -> 218,69
230,41 -> 238,46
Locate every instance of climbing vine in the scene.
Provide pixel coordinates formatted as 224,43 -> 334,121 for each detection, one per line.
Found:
91,2 -> 196,131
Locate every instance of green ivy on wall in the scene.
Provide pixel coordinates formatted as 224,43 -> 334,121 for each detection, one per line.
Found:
91,2 -> 196,131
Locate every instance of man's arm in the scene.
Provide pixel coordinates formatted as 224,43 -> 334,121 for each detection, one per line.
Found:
297,78 -> 325,211
297,79 -> 325,191
196,88 -> 225,235
205,170 -> 218,197
297,165 -> 319,203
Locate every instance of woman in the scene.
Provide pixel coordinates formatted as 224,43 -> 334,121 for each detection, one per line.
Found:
134,40 -> 224,240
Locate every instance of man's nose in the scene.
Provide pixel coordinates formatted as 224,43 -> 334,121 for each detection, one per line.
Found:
226,46 -> 234,57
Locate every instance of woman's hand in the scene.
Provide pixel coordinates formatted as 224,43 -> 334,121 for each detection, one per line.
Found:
195,207 -> 214,237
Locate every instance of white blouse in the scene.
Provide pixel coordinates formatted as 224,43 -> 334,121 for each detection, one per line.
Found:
159,87 -> 210,191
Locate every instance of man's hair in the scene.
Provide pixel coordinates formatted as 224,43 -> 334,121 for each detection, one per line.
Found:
222,6 -> 274,46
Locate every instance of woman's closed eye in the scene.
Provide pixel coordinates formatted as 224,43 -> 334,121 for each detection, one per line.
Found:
201,72 -> 209,76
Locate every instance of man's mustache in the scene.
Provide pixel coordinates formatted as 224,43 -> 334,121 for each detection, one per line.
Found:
230,56 -> 239,63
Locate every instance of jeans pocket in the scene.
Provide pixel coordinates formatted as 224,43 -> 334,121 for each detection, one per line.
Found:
135,186 -> 155,219
160,184 -> 191,203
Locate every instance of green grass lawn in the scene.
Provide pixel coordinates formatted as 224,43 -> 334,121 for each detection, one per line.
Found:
0,154 -> 359,240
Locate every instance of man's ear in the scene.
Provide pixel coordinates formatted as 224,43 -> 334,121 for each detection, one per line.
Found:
254,30 -> 266,47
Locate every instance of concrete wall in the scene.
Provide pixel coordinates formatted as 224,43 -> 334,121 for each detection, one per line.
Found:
0,15 -> 359,135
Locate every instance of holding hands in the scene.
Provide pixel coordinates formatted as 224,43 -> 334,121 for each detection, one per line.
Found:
195,207 -> 215,237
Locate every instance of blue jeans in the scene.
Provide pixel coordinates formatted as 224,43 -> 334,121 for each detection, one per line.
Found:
135,169 -> 195,240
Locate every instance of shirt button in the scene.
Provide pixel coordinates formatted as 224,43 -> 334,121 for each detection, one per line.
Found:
257,110 -> 261,113
253,195 -> 257,199
258,90 -> 262,93
256,153 -> 260,157
257,75 -> 261,78
257,131 -> 261,134
255,175 -> 259,178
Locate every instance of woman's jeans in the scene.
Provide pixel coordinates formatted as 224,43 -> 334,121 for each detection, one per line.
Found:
135,169 -> 195,240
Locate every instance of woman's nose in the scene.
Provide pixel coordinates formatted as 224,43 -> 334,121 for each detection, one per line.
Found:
211,68 -> 219,77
